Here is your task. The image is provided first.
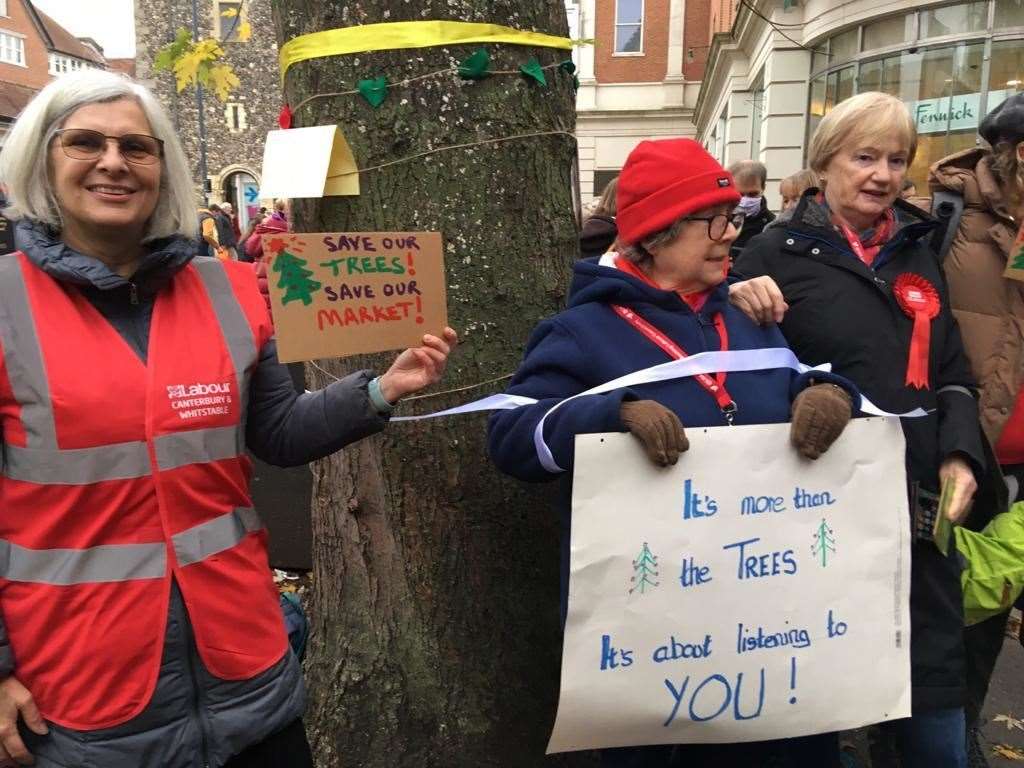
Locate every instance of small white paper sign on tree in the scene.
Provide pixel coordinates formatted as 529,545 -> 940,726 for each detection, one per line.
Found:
259,126 -> 359,198
547,417 -> 912,753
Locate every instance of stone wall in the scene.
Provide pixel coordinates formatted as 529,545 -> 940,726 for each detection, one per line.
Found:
134,0 -> 280,205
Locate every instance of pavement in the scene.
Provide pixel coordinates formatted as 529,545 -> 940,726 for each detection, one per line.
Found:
979,623 -> 1024,766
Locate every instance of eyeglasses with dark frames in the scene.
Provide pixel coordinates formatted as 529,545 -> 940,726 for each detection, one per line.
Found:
680,212 -> 746,241
53,129 -> 164,166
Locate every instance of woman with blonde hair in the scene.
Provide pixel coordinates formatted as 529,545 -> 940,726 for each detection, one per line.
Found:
0,69 -> 456,767
778,168 -> 820,211
733,91 -> 987,767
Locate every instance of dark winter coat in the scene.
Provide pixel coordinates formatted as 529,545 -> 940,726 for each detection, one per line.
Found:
579,214 -> 617,259
734,193 -> 987,711
6,219 -> 390,768
731,198 -> 776,259
488,254 -> 858,612
215,211 -> 237,249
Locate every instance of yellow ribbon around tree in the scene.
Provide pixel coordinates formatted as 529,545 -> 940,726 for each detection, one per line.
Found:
279,20 -> 574,82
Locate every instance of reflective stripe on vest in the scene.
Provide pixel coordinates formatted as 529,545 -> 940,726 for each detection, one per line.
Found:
0,507 -> 262,584
0,258 -> 255,485
3,426 -> 245,484
172,507 -> 263,567
0,539 -> 166,585
0,257 -> 57,448
192,258 -> 255,422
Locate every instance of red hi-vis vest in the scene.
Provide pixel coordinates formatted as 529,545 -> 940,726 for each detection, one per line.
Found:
0,253 -> 286,730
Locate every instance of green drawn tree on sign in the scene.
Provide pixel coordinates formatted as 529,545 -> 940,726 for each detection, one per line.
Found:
811,519 -> 836,567
1010,247 -> 1024,271
629,542 -> 659,594
274,250 -> 321,307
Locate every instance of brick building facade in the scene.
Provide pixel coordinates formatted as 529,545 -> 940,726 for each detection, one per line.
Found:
0,0 -> 110,145
134,0 -> 280,228
570,0 -> 712,203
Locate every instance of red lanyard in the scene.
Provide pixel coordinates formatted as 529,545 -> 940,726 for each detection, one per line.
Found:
611,304 -> 737,424
834,209 -> 895,266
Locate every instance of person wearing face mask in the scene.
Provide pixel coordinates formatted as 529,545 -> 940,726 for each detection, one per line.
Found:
926,91 -> 1024,766
727,160 -> 775,260
732,91 -> 988,768
488,138 -> 858,768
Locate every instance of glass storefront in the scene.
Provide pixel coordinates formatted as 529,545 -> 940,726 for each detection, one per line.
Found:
808,0 -> 1024,189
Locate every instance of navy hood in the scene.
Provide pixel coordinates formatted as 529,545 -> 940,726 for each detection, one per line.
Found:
566,254 -> 730,315
14,218 -> 196,294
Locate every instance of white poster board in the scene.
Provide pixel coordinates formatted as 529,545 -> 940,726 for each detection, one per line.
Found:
548,417 -> 912,753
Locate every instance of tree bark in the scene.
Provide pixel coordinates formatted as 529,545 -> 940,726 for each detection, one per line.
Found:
272,2 -> 594,765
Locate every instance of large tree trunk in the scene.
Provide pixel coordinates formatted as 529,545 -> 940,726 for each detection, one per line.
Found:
272,3 -> 594,766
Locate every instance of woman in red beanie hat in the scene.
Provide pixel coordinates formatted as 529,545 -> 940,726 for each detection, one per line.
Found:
488,138 -> 858,767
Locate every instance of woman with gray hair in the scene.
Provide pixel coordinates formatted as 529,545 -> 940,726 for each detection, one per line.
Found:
0,70 -> 456,767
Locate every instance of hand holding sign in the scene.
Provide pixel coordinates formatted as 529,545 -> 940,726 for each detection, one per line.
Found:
379,328 -> 459,403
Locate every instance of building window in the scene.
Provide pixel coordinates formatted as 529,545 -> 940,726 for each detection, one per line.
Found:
614,0 -> 643,54
827,29 -> 859,67
49,54 -> 89,76
995,0 -> 1024,27
0,32 -> 24,67
593,170 -> 618,200
0,1 -> 8,17
216,1 -> 244,42
989,39 -> 1024,104
862,13 -> 914,50
224,102 -> 248,133
919,2 -> 988,38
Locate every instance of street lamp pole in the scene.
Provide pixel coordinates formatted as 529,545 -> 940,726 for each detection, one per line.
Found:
190,0 -> 210,204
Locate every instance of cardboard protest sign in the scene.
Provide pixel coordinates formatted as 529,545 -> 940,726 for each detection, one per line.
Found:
548,417 -> 911,753
259,126 -> 359,198
263,232 -> 447,362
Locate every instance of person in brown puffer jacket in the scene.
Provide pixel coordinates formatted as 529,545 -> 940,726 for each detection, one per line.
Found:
928,91 -> 1024,766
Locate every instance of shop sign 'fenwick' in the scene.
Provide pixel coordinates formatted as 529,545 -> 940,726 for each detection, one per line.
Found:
269,2 -> 582,767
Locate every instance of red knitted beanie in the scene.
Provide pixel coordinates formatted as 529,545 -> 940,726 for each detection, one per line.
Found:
616,138 -> 740,245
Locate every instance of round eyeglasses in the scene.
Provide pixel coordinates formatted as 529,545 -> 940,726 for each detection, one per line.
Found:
680,212 -> 746,241
54,129 -> 164,166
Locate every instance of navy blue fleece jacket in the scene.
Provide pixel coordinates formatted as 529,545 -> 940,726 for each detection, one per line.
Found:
488,256 -> 860,482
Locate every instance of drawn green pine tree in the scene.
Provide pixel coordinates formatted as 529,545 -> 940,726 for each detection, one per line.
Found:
1011,247 -> 1024,271
273,250 -> 321,306
629,542 -> 659,594
811,518 -> 836,567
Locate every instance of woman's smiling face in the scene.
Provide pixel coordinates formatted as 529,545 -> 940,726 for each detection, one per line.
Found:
49,98 -> 162,245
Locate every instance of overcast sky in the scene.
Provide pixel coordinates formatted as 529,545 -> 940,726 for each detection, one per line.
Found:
32,0 -> 136,59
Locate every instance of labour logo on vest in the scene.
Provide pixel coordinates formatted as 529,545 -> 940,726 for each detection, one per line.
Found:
166,381 -> 234,421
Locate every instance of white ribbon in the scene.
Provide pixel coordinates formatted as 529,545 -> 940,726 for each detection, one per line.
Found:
392,347 -> 930,473
391,393 -> 536,421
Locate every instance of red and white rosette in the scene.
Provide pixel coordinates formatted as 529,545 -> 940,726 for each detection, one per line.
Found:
893,273 -> 940,389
